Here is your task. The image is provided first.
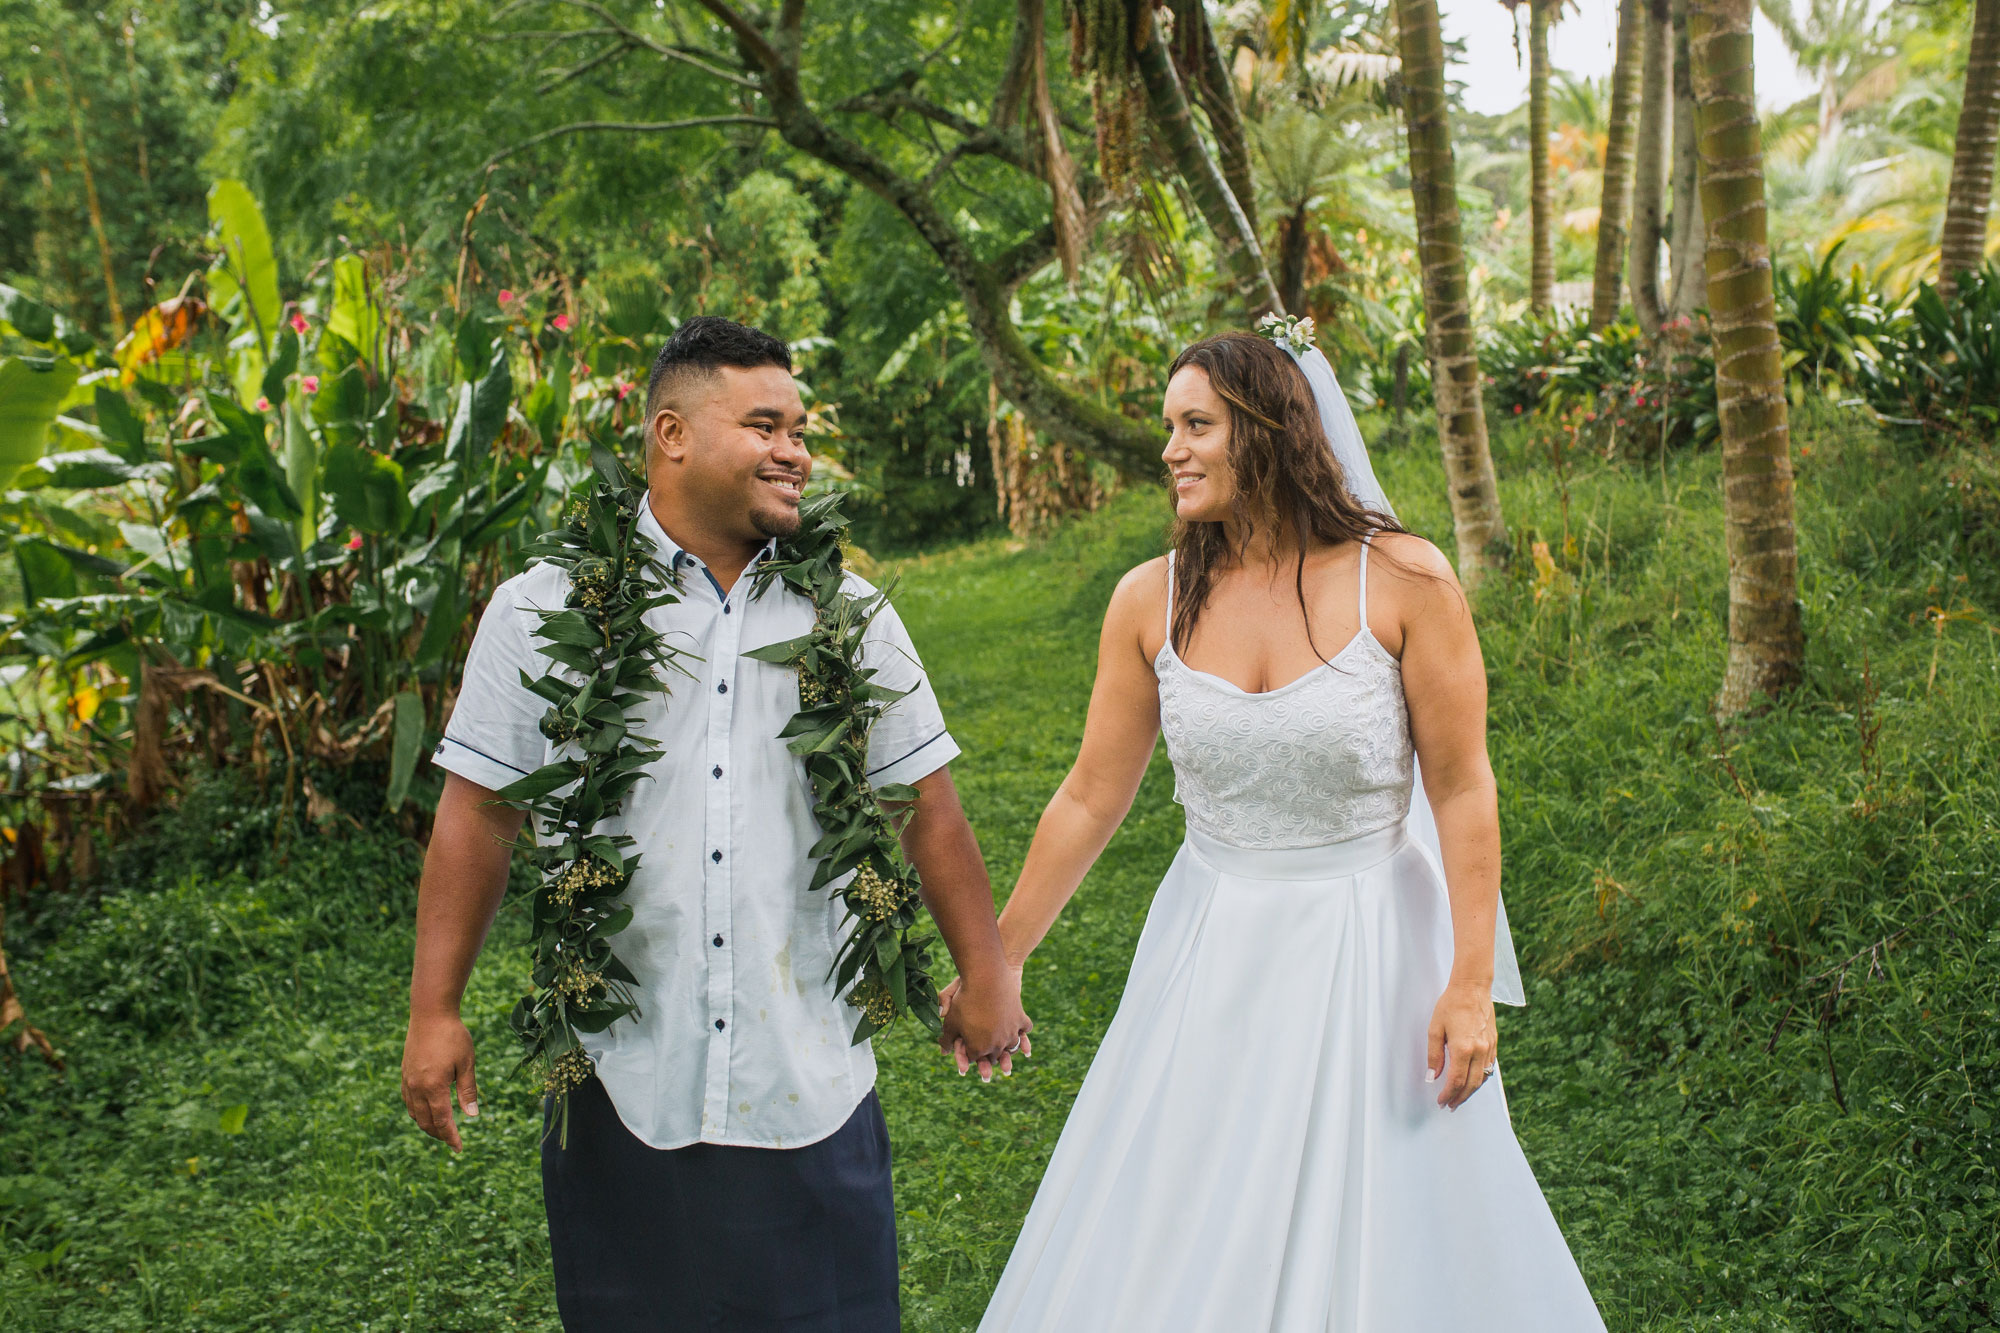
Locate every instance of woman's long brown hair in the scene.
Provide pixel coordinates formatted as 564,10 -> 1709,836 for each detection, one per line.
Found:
1167,332 -> 1405,661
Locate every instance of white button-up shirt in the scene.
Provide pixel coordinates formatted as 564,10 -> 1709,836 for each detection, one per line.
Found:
433,502 -> 959,1149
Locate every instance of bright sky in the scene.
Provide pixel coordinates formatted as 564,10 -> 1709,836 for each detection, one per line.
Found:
1435,0 -> 1818,117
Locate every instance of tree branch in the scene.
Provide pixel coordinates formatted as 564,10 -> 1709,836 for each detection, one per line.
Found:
549,0 -> 760,87
536,39 -> 637,96
475,115 -> 777,177
692,0 -> 787,77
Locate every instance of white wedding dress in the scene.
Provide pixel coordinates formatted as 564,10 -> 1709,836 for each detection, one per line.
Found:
978,541 -> 1605,1332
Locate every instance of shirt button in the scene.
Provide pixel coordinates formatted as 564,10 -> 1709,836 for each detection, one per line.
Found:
714,1018 -> 726,1031
713,934 -> 724,947
711,849 -> 723,863
717,681 -> 728,694
723,604 -> 732,615
713,766 -> 723,779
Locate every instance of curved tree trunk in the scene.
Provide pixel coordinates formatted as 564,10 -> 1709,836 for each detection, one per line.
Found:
1396,0 -> 1509,586
1529,0 -> 1555,313
1688,0 -> 1803,715
1591,0 -> 1646,329
1630,0 -> 1672,336
1172,0 -> 1260,243
1132,5 -> 1282,316
698,0 -> 1163,474
1940,0 -> 2000,304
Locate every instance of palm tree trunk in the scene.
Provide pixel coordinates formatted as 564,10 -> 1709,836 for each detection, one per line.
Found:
1396,0 -> 1509,586
1631,0 -> 1672,336
1171,0 -> 1260,242
1591,0 -> 1646,329
1131,4 -> 1282,315
1667,0 -> 1708,318
1529,0 -> 1555,313
1688,0 -> 1803,715
1940,0 -> 2000,304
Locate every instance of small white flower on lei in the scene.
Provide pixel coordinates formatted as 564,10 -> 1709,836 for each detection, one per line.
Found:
1257,312 -> 1317,356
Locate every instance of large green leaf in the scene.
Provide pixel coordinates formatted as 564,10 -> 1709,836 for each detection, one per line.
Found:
205,393 -> 303,519
0,357 -> 82,488
206,180 -> 280,342
0,284 -> 56,343
326,255 -> 386,369
283,399 -> 318,550
321,442 -> 409,534
385,689 -> 425,811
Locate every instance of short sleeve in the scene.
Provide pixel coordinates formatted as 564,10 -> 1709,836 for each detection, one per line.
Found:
432,576 -> 552,792
857,588 -> 960,790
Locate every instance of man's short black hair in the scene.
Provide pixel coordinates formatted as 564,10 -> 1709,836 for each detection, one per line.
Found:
644,316 -> 793,422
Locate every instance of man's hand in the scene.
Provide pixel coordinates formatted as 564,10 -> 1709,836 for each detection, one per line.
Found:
937,967 -> 1032,1083
402,1013 -> 481,1151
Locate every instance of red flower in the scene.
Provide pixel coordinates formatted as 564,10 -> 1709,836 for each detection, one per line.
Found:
302,375 -> 320,394
1513,404 -> 1523,414
615,380 -> 635,401
255,396 -> 272,412
551,313 -> 572,333
347,534 -> 363,551
289,313 -> 309,335
497,289 -> 515,305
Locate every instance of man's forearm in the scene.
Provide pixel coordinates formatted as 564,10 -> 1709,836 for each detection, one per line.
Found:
899,770 -> 1009,986
411,776 -> 523,1016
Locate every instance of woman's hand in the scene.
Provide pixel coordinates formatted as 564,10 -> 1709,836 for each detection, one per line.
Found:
937,967 -> 1031,1082
1426,978 -> 1498,1110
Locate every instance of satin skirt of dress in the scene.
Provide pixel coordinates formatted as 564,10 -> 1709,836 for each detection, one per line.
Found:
979,823 -> 1605,1333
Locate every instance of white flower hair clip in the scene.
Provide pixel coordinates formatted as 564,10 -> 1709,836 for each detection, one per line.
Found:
1256,312 -> 1317,356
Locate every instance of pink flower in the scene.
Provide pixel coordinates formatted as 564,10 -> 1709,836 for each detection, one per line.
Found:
551,313 -> 572,332
255,396 -> 272,412
497,289 -> 515,305
579,364 -> 591,377
347,534 -> 363,551
302,375 -> 320,394
289,313 -> 309,335
615,380 -> 635,401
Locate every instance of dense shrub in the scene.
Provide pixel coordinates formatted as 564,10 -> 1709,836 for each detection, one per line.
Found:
1855,265 -> 2000,443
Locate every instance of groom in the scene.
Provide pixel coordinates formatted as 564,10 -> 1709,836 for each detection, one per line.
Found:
401,316 -> 1030,1330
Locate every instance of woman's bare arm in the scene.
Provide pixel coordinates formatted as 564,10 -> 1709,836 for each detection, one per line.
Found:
1375,533 -> 1501,1110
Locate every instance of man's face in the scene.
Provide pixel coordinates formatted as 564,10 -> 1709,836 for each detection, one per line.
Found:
653,364 -> 813,541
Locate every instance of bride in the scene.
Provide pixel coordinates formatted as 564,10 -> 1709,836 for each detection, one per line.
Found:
947,325 -> 1605,1330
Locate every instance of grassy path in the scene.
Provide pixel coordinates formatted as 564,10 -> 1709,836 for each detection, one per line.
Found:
3,414 -> 1995,1330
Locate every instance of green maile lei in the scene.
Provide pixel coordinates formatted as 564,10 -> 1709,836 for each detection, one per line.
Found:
495,446 -> 940,1143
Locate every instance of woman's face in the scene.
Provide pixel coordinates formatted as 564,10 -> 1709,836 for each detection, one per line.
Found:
1162,365 -> 1236,523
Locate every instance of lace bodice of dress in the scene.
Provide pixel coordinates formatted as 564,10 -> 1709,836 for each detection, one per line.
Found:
1157,543 -> 1415,849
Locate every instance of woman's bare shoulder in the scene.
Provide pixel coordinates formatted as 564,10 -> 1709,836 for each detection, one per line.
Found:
1107,555 -> 1171,655
1367,530 -> 1459,587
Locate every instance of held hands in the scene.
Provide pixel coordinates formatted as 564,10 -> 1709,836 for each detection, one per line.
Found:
937,966 -> 1032,1083
1426,978 -> 1498,1110
402,1013 -> 481,1151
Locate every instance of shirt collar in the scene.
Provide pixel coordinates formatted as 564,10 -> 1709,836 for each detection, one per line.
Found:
635,496 -> 777,589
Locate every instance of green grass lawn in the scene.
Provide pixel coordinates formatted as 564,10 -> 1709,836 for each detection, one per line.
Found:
3,410 -> 1996,1330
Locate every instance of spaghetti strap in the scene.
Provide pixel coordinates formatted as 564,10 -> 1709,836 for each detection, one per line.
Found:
1357,533 -> 1371,630
1164,551 -> 1177,651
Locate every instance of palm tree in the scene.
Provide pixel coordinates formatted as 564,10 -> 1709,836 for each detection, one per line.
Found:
1395,0 -> 1509,585
1631,0 -> 1673,334
1253,105 -> 1357,314
1755,0 -> 1892,154
1502,0 -> 1559,312
1689,0 -> 1804,713
1591,0 -> 1646,328
1940,0 -> 2000,302
1668,0 -> 1708,318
